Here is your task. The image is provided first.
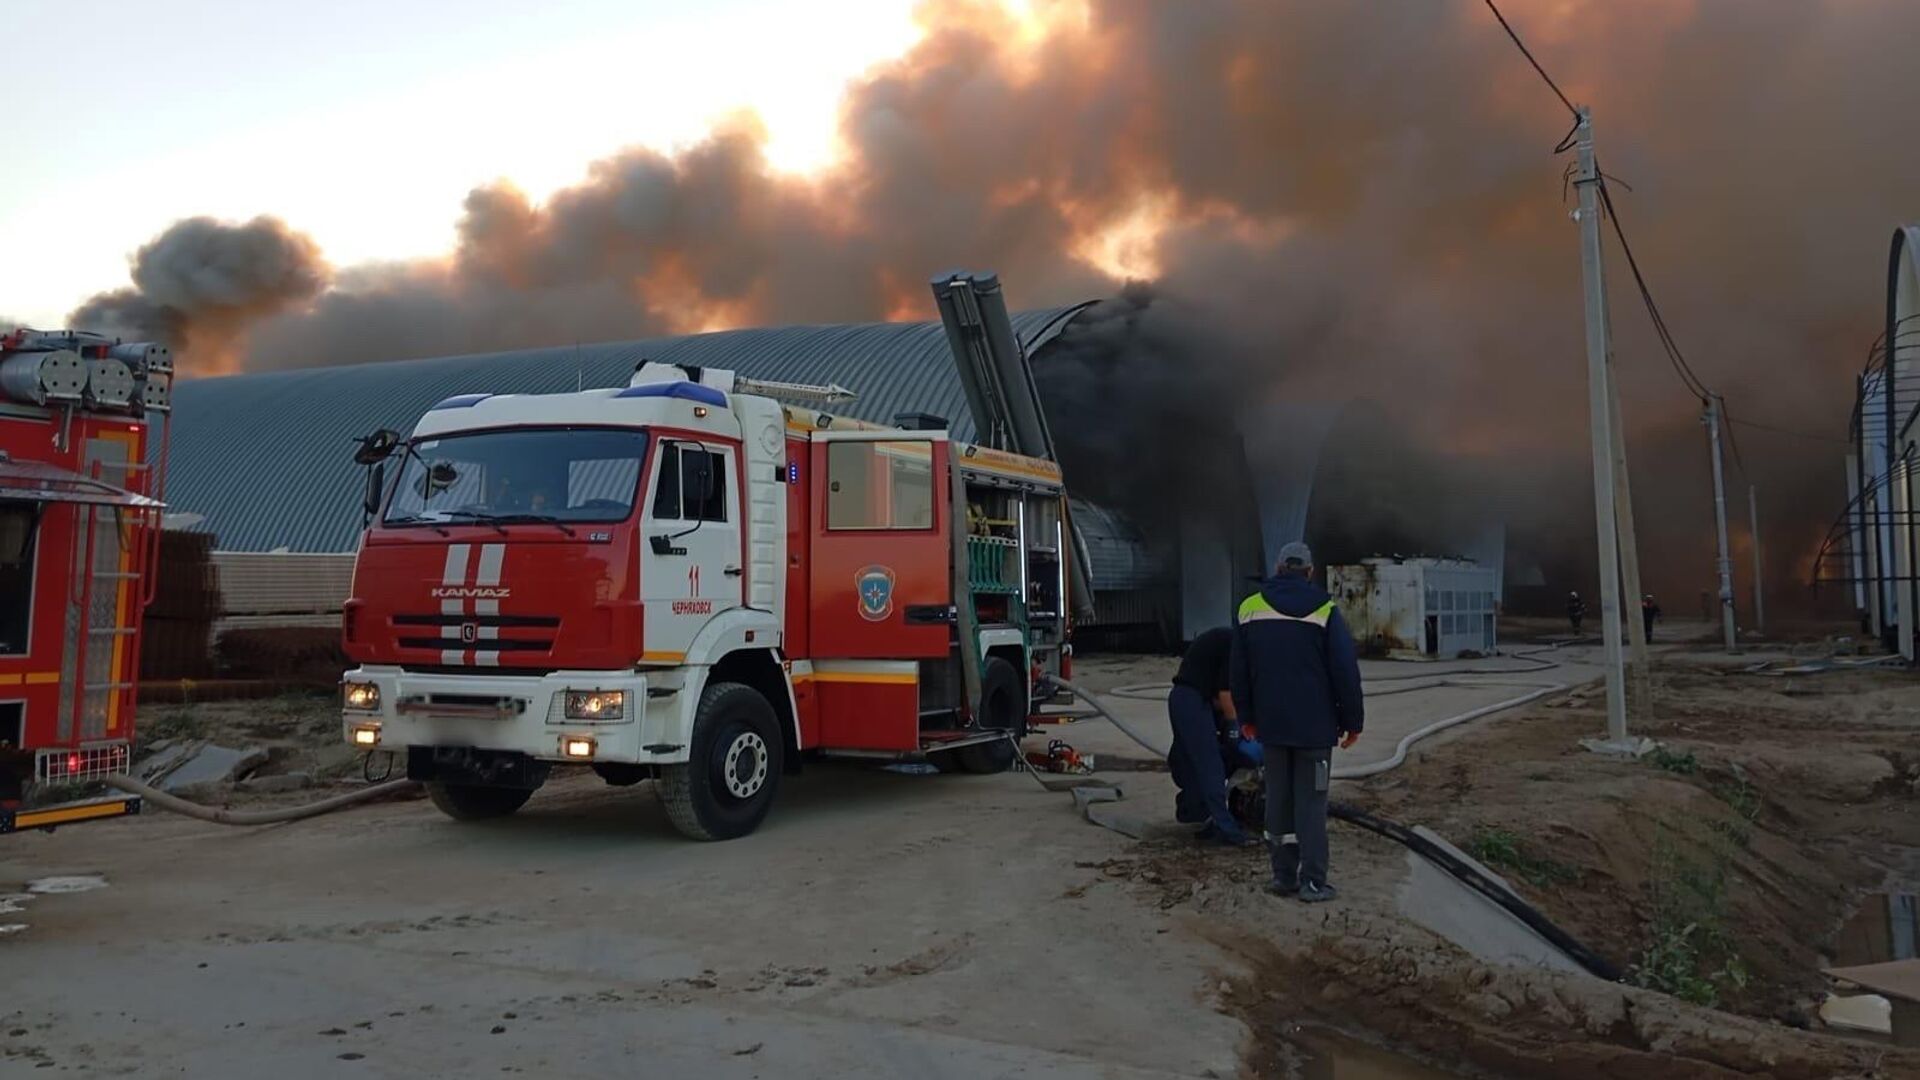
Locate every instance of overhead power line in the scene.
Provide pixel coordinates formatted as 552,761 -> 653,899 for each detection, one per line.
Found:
1484,0 -> 1726,412
1482,0 -> 1579,118
1596,182 -> 1714,403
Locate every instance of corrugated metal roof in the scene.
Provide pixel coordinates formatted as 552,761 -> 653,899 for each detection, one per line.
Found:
1070,498 -> 1164,591
163,307 -> 1092,554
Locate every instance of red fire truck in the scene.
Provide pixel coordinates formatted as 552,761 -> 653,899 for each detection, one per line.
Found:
341,360 -> 1075,839
0,330 -> 171,833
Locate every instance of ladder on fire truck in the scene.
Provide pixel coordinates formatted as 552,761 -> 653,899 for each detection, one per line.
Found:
0,451 -> 164,832
931,271 -> 1097,622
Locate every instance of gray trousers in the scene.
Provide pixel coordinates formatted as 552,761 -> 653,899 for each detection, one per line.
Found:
1265,746 -> 1332,887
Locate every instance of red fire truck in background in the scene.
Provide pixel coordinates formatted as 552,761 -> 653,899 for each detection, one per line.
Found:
0,330 -> 170,833
341,359 -> 1077,840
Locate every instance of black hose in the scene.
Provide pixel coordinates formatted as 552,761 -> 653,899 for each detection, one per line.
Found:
1330,800 -> 1622,982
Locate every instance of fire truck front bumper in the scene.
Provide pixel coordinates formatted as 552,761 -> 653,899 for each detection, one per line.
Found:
340,666 -> 687,766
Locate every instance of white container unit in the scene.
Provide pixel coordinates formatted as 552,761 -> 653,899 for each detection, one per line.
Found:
1328,558 -> 1498,661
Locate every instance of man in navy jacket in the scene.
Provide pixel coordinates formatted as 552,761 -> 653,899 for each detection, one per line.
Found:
1230,541 -> 1365,902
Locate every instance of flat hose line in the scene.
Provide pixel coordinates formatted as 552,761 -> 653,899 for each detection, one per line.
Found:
105,774 -> 419,826
1092,642 -> 1588,777
1329,800 -> 1622,982
1034,672 -> 1623,983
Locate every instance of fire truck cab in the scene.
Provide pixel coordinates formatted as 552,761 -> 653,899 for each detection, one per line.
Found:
342,361 -> 1073,839
0,332 -> 170,833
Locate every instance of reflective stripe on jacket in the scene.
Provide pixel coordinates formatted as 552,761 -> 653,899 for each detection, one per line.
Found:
1229,575 -> 1365,749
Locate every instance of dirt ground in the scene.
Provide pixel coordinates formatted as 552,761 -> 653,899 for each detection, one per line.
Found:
1093,626 -> 1920,1077
6,626 -> 1920,1077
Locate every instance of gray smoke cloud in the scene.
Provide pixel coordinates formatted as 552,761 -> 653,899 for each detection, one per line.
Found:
70,215 -> 328,373
66,0 -> 1920,609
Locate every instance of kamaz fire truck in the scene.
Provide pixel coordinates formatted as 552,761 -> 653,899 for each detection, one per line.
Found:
0,329 -> 171,833
341,355 -> 1077,839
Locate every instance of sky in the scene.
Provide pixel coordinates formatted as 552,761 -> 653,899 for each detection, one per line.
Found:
0,0 -> 924,327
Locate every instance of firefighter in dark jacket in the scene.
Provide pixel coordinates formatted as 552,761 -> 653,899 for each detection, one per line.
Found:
1231,541 -> 1365,902
1166,626 -> 1256,846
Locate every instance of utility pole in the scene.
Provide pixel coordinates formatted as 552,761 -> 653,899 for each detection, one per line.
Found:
1572,108 -> 1633,751
1608,366 -> 1652,717
1749,484 -> 1765,635
1704,395 -> 1738,652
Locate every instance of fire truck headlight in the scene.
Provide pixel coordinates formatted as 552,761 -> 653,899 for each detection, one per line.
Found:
343,681 -> 381,712
561,736 -> 597,759
351,724 -> 381,747
563,690 -> 626,721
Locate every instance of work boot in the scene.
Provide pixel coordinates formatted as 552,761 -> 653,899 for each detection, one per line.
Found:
1298,881 -> 1339,904
1265,878 -> 1299,897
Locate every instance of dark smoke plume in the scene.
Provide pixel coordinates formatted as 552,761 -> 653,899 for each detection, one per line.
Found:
67,1 -> 1920,610
71,215 -> 328,374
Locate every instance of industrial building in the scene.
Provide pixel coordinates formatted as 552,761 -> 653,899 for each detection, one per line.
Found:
1817,225 -> 1920,660
161,302 -> 1489,649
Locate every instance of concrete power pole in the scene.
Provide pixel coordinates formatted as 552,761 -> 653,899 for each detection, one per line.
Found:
1572,108 -> 1633,750
1704,395 -> 1739,652
1608,367 -> 1652,717
1749,484 -> 1765,635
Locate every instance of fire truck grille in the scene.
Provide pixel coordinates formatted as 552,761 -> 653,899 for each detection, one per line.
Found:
36,741 -> 131,784
391,613 -> 559,656
393,614 -> 561,628
396,638 -> 553,652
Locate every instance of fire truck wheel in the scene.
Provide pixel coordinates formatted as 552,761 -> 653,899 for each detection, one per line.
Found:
953,656 -> 1024,774
657,681 -> 784,841
425,782 -> 535,821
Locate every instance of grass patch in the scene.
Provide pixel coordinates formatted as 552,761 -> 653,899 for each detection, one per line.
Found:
1648,747 -> 1699,776
1712,776 -> 1761,821
1706,776 -> 1763,849
1631,827 -> 1749,1007
1466,828 -> 1579,888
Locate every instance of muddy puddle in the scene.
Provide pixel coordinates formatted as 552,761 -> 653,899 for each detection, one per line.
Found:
1289,1028 -> 1460,1079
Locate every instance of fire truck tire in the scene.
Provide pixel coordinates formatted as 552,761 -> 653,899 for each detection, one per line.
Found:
953,657 -> 1024,774
657,681 -> 783,841
425,782 -> 535,821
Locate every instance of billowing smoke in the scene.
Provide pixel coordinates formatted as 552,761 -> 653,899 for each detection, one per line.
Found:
67,0 -> 1920,610
71,216 -> 328,374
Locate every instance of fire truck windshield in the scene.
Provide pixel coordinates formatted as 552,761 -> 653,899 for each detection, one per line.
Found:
382,427 -> 649,527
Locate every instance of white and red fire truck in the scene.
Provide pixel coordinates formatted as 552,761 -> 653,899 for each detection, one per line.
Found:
341,360 -> 1076,839
0,330 -> 170,833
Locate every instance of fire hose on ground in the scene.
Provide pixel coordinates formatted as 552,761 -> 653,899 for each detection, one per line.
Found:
103,773 -> 418,826
1034,662 -> 1623,983
1087,668 -> 1577,781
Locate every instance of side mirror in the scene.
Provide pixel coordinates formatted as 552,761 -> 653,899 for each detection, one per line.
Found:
363,462 -> 386,519
427,461 -> 460,492
353,429 -> 400,466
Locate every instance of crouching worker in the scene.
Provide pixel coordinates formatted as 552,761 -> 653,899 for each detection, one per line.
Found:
1167,626 -> 1257,847
1232,542 -> 1365,902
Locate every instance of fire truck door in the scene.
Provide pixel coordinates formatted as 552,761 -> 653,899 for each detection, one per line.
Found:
639,440 -> 743,662
808,436 -> 952,659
